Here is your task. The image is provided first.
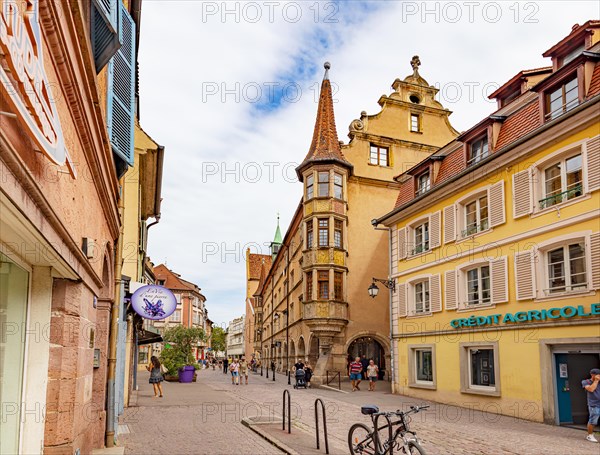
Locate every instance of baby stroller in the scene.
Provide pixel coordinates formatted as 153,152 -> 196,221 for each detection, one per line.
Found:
293,368 -> 307,389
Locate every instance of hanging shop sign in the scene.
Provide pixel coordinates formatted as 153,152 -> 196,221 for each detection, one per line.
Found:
450,303 -> 600,329
0,0 -> 66,165
131,285 -> 177,320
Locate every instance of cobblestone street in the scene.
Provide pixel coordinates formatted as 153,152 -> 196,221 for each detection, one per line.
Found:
119,368 -> 597,455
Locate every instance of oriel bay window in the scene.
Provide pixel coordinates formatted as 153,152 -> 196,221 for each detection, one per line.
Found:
306,221 -> 313,248
306,174 -> 314,199
466,265 -> 491,306
334,219 -> 343,248
318,218 -> 329,247
540,153 -> 583,209
546,242 -> 587,294
545,76 -> 579,121
318,172 -> 329,197
334,271 -> 343,300
464,194 -> 488,237
306,272 -> 313,300
318,271 -> 329,299
334,173 -> 343,199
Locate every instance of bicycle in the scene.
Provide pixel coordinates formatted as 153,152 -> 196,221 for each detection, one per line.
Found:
348,404 -> 430,455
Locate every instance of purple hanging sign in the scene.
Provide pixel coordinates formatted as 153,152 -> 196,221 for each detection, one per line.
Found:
131,285 -> 177,320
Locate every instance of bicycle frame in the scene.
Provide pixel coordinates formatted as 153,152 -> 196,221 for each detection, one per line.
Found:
371,411 -> 419,455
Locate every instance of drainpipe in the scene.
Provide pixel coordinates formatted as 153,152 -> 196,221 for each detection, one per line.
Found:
106,180 -> 125,447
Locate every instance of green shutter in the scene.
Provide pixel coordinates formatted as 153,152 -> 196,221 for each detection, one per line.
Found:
107,3 -> 135,167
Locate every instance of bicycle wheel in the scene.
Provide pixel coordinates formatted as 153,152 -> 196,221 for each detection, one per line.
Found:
348,423 -> 377,455
400,441 -> 426,455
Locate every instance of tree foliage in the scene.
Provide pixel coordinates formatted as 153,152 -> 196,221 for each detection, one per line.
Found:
210,326 -> 226,353
159,326 -> 206,373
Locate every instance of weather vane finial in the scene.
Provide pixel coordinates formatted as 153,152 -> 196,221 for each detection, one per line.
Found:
324,61 -> 331,80
410,55 -> 421,77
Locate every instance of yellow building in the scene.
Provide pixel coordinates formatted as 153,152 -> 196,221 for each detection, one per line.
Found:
253,60 -> 458,382
374,21 -> 600,425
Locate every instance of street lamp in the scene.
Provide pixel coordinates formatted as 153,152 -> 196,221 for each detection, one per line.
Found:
282,309 -> 289,385
368,278 -> 395,298
257,328 -> 263,376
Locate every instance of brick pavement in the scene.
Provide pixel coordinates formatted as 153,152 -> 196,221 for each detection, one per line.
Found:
121,367 -> 598,455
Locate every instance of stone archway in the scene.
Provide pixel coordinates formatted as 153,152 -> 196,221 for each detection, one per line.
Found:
344,332 -> 391,378
297,336 -> 306,359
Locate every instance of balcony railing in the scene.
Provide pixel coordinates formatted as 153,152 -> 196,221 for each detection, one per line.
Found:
461,221 -> 489,238
538,185 -> 582,209
411,243 -> 429,255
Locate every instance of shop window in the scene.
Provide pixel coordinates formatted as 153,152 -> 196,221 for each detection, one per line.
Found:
545,76 -> 579,121
540,153 -> 583,209
0,253 -> 29,454
370,144 -> 389,166
408,345 -> 436,390
467,135 -> 489,167
306,174 -> 314,200
460,342 -> 500,396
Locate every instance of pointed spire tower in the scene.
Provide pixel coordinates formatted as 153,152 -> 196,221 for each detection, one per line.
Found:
296,62 -> 353,181
270,213 -> 283,259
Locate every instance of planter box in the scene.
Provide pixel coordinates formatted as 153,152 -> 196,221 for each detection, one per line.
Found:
164,375 -> 179,382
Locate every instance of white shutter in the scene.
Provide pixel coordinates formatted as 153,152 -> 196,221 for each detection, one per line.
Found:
512,169 -> 533,218
490,256 -> 508,304
444,270 -> 457,310
429,211 -> 441,249
391,278 -> 399,334
397,282 -> 407,317
591,232 -> 600,290
430,274 -> 441,312
515,250 -> 536,300
489,181 -> 506,227
390,226 -> 398,276
443,204 -> 456,243
398,227 -> 407,260
587,136 -> 600,192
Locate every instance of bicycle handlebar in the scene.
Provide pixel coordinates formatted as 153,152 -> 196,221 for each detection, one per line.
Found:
374,405 -> 430,417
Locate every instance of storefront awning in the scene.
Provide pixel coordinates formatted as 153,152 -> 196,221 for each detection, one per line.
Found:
137,328 -> 163,346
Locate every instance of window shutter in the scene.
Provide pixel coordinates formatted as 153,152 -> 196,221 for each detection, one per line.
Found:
591,232 -> 600,290
443,204 -> 456,243
397,282 -> 407,318
107,3 -> 136,167
512,169 -> 533,218
444,270 -> 457,310
91,0 -> 119,72
430,274 -> 441,312
514,250 -> 536,300
429,211 -> 441,248
490,256 -> 508,304
397,227 -> 407,260
391,279 -> 399,333
587,136 -> 600,192
489,181 -> 506,227
390,226 -> 398,275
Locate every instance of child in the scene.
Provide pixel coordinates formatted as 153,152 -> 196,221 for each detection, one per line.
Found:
146,356 -> 164,398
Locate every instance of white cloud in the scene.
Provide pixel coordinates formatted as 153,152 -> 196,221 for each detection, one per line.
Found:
140,1 -> 599,325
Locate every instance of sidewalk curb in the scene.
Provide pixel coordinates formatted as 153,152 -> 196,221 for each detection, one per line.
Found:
241,418 -> 300,455
319,384 -> 349,394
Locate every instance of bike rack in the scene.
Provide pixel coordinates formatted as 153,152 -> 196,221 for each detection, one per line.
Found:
282,389 -> 291,434
373,413 -> 394,455
314,398 -> 329,454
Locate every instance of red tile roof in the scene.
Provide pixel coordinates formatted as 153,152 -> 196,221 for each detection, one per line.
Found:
434,148 -> 465,186
248,254 -> 272,280
495,101 -> 541,150
296,64 -> 352,179
394,180 -> 415,208
154,264 -> 198,292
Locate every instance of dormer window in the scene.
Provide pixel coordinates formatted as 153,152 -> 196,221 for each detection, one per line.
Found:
416,172 -> 430,196
467,135 -> 489,167
545,76 -> 578,121
560,44 -> 584,67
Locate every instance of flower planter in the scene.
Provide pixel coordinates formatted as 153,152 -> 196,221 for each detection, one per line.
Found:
178,365 -> 196,383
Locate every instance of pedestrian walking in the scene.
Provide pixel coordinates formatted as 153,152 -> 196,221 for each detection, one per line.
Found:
360,355 -> 370,380
583,368 -> 600,443
367,359 -> 379,391
223,357 -> 229,374
146,356 -> 164,398
230,358 -> 240,385
304,360 -> 313,388
293,358 -> 305,373
240,357 -> 249,385
349,356 -> 363,391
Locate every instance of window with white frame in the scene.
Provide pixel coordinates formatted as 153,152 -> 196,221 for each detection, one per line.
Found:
540,153 -> 583,209
469,348 -> 495,388
171,310 -> 181,322
410,113 -> 421,132
412,222 -> 429,255
545,241 -> 587,295
466,265 -> 490,306
467,135 -> 488,167
174,293 -> 181,303
413,280 -> 430,314
545,76 -> 578,121
416,172 -> 430,196
463,194 -> 488,237
459,342 -> 500,396
306,174 -> 314,199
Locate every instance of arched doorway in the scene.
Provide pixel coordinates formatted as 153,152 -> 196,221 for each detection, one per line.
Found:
347,336 -> 386,371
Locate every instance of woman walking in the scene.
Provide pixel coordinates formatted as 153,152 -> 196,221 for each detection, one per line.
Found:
367,359 -> 379,391
304,360 -> 313,388
230,358 -> 240,385
146,356 -> 164,398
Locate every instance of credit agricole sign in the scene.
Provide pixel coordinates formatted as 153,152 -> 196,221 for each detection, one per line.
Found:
450,303 -> 600,329
0,0 -> 66,165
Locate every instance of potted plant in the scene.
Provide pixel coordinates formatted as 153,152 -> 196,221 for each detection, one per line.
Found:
160,326 -> 206,383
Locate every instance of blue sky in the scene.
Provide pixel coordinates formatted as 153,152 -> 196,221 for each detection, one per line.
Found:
138,1 -> 600,327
